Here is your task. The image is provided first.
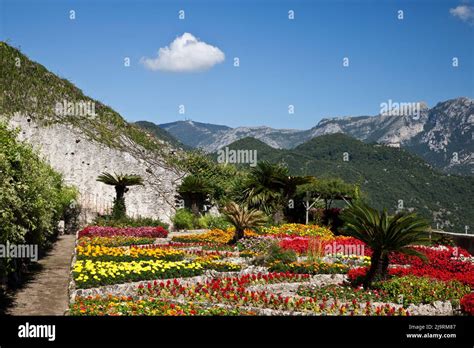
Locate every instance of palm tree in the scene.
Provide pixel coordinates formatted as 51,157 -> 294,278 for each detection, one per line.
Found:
241,161 -> 287,212
223,202 -> 267,244
241,161 -> 309,222
97,172 -> 144,219
341,202 -> 430,288
177,175 -> 213,216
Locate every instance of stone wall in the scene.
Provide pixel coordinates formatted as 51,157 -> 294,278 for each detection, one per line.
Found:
6,113 -> 182,225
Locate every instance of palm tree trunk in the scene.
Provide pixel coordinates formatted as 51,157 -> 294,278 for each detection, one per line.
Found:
381,253 -> 390,279
191,201 -> 199,217
273,206 -> 285,224
229,228 -> 244,245
115,186 -> 125,201
113,185 -> 126,218
364,249 -> 384,288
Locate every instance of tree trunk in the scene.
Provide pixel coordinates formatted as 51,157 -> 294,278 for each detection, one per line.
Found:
381,253 -> 390,280
113,185 -> 127,219
229,228 -> 244,245
191,200 -> 199,217
363,249 -> 384,288
115,186 -> 125,201
273,207 -> 285,224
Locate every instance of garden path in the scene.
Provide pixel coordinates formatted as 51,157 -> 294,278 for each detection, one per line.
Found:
6,234 -> 75,315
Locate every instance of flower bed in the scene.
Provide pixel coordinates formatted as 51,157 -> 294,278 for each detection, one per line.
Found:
297,284 -> 387,303
199,260 -> 241,272
373,275 -> 470,306
348,245 -> 474,287
299,276 -> 469,307
136,273 -> 408,316
78,226 -> 168,239
73,259 -> 204,288
76,245 -> 185,262
69,224 -> 472,316
78,236 -> 157,247
70,295 -> 255,316
269,260 -> 349,274
260,223 -> 334,238
280,236 -> 366,255
171,228 -> 257,244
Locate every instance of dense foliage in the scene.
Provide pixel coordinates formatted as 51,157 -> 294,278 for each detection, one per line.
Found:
0,122 -> 76,281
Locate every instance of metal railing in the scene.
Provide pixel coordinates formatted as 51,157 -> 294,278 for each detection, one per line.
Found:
430,229 -> 474,237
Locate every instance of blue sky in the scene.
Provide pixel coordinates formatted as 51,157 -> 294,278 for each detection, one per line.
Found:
1,0 -> 473,129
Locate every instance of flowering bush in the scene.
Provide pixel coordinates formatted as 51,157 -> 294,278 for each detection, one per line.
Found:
460,292 -> 474,315
78,226 -> 168,239
260,223 -> 334,239
76,245 -> 185,262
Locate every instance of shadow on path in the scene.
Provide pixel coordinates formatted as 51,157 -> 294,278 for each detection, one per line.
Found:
2,234 -> 75,316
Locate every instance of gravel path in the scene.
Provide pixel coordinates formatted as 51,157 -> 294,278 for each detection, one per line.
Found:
6,234 -> 75,316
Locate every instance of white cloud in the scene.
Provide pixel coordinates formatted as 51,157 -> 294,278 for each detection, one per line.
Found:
449,4 -> 474,24
141,33 -> 225,72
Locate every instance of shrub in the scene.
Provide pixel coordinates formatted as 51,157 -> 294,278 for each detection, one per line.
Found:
172,209 -> 194,230
0,122 -> 76,282
253,242 -> 297,266
196,214 -> 231,230
93,215 -> 168,229
237,236 -> 275,253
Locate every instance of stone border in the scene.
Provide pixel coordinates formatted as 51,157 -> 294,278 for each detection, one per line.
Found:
67,230 -> 80,308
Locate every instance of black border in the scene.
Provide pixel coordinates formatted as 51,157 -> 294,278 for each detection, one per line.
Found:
0,315 -> 472,346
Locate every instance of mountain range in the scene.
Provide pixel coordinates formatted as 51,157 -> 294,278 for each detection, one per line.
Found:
156,98 -> 473,176
210,135 -> 474,233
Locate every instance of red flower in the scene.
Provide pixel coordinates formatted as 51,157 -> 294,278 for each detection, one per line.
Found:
460,293 -> 474,315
